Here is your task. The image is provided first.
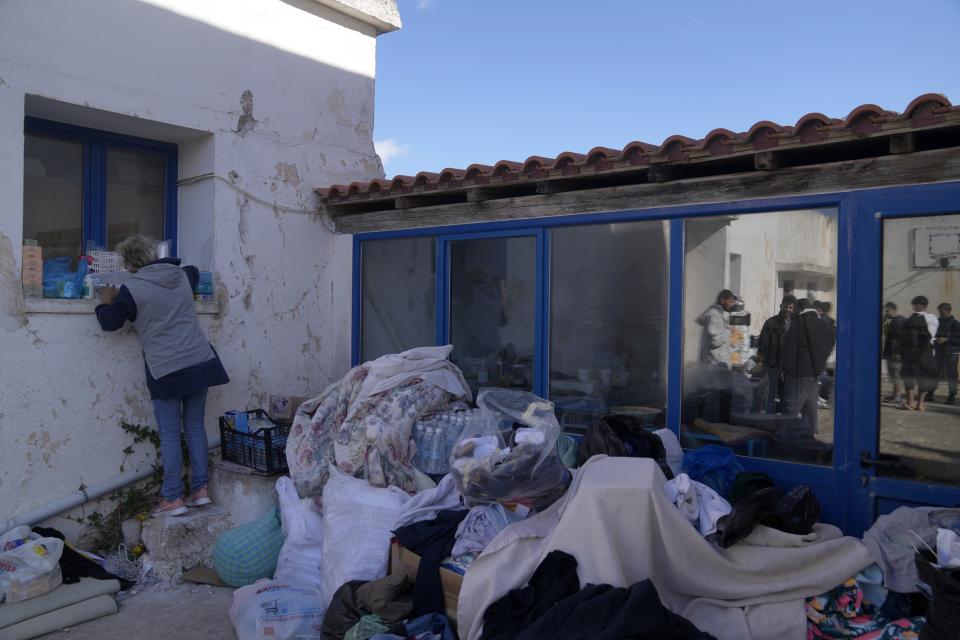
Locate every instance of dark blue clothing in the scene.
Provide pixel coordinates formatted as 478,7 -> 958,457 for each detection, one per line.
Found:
95,259 -> 228,400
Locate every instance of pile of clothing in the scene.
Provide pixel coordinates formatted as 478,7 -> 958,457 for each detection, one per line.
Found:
458,456 -> 875,640
286,346 -> 471,498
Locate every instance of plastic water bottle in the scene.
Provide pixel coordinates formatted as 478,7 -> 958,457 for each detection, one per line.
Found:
427,426 -> 448,474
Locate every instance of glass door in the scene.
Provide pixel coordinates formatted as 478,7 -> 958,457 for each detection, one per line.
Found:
856,213 -> 960,522
848,183 -> 960,535
442,231 -> 542,396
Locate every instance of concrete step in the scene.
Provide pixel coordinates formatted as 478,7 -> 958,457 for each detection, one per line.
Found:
140,505 -> 232,580
207,451 -> 280,526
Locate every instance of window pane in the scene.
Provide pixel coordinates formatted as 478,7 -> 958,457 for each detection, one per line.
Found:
550,221 -> 669,432
879,215 -> 960,484
361,237 -> 436,362
682,209 -> 838,465
449,236 -> 536,395
23,134 -> 83,259
106,147 -> 165,249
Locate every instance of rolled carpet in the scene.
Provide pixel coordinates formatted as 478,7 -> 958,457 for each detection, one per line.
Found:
0,594 -> 117,640
0,578 -> 120,628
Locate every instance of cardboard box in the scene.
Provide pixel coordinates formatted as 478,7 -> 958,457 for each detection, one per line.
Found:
21,246 -> 43,288
268,394 -> 307,421
390,541 -> 461,623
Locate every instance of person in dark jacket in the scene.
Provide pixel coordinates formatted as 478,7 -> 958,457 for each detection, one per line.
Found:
900,295 -> 938,412
882,302 -> 907,404
757,295 -> 796,413
781,298 -> 835,436
96,235 -> 229,518
933,302 -> 960,404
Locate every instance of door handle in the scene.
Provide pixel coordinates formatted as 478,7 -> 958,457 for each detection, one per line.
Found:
859,451 -> 915,478
860,451 -> 901,469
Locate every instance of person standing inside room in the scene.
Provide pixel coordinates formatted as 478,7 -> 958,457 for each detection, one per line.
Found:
782,298 -> 834,436
96,235 -> 229,518
696,289 -> 748,420
698,289 -> 739,367
757,294 -> 796,413
933,302 -> 960,404
900,295 -> 938,412
882,302 -> 907,404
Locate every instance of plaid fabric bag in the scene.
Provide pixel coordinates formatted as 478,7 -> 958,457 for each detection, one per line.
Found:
214,508 -> 284,587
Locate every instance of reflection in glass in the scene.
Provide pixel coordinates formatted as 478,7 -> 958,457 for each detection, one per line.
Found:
106,147 -> 165,250
361,237 -> 436,362
550,221 -> 669,432
23,134 -> 84,259
879,215 -> 960,484
449,236 -> 536,394
682,209 -> 838,465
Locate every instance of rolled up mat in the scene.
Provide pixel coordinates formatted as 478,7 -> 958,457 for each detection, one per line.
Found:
0,594 -> 117,640
0,579 -> 120,628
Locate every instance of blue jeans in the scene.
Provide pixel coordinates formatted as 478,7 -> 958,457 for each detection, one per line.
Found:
153,390 -> 209,501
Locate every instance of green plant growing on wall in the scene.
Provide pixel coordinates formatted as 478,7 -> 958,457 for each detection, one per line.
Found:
78,422 -> 189,554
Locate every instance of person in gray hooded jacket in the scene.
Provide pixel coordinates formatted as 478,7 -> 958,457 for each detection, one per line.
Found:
96,235 -> 229,518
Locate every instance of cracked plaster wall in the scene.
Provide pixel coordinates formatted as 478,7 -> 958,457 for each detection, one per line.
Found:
0,0 -> 386,526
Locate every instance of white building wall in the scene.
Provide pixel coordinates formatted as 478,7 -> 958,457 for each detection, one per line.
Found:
0,0 -> 391,528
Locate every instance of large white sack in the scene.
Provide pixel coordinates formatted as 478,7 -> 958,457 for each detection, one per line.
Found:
274,476 -> 325,591
320,465 -> 409,603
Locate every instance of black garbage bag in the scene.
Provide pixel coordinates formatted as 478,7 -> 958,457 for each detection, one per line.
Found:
718,486 -> 821,548
917,550 -> 960,640
729,472 -> 775,505
577,414 -> 674,479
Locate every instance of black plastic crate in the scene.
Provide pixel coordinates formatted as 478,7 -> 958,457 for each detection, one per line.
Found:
219,409 -> 291,474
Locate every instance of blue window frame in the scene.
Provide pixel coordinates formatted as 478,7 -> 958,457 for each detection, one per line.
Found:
23,116 -> 178,255
352,180 -> 960,534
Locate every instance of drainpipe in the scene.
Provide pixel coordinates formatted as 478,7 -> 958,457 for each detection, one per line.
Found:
4,435 -> 221,532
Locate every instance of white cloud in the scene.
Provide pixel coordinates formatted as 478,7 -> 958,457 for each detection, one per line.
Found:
374,138 -> 411,169
415,0 -> 437,9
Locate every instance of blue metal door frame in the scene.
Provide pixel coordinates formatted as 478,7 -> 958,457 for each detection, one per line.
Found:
351,180 -> 960,533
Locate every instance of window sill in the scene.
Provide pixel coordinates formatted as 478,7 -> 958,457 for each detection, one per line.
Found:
24,298 -> 220,315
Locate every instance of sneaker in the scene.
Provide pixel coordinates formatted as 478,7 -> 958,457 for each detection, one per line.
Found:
185,486 -> 212,508
150,497 -> 187,518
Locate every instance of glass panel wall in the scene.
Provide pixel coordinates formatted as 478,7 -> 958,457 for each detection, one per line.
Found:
106,147 -> 165,249
449,236 -> 537,394
22,134 -> 84,259
878,215 -> 960,484
682,209 -> 838,465
550,221 -> 669,432
360,237 -> 436,362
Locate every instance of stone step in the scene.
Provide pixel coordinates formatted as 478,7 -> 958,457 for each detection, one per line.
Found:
207,451 -> 281,526
140,504 -> 232,580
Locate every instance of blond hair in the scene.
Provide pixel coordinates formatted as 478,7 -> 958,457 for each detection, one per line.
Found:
116,235 -> 157,271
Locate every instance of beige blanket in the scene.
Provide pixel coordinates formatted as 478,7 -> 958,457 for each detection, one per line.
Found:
457,456 -> 872,640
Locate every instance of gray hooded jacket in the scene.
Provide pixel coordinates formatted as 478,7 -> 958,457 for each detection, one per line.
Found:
125,263 -> 215,379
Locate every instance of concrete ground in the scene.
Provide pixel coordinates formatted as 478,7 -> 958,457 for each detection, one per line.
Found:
38,581 -> 237,640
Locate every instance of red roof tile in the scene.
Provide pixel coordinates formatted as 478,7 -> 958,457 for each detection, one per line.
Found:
318,93 -> 958,203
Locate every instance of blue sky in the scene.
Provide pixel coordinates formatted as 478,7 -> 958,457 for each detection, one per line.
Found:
373,0 -> 960,178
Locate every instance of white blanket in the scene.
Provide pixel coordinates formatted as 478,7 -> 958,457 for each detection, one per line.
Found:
456,456 -> 872,640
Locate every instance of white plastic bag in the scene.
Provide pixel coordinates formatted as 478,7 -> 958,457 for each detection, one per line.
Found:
229,579 -> 325,640
274,476 -> 325,591
0,528 -> 64,603
320,465 -> 409,603
936,527 -> 960,568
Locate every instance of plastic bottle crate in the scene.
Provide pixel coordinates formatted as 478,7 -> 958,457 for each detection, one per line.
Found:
219,409 -> 291,474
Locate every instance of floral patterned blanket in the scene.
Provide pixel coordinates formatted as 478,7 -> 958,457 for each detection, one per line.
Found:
287,357 -> 469,499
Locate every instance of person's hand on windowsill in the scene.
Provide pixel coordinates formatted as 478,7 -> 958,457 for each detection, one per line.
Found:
98,286 -> 118,305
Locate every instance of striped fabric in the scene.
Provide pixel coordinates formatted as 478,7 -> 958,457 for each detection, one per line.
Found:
213,508 -> 284,587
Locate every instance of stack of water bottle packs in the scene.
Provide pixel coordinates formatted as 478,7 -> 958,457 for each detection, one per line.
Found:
414,388 -> 571,510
